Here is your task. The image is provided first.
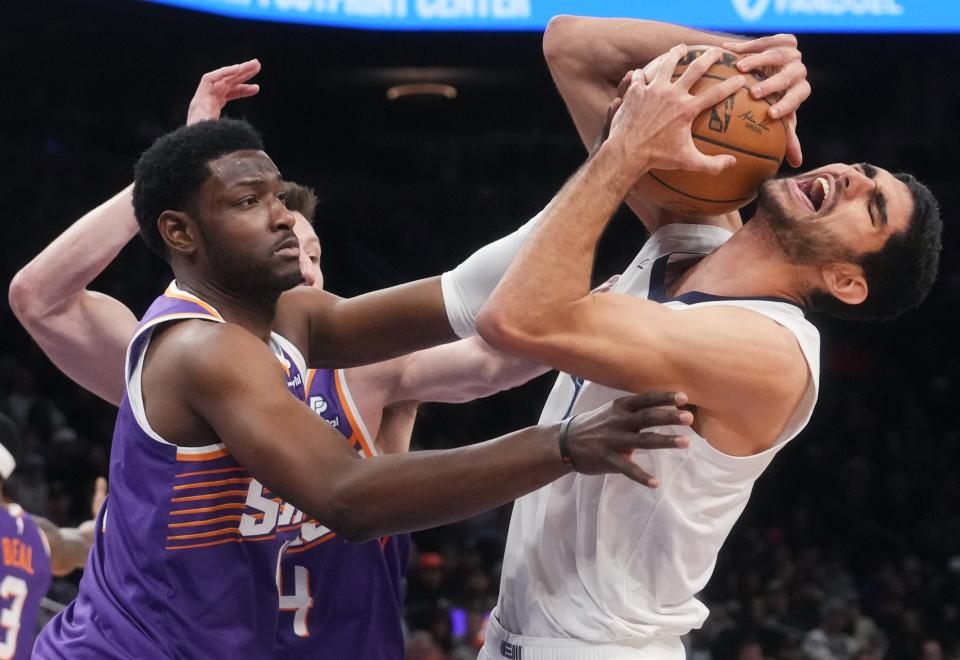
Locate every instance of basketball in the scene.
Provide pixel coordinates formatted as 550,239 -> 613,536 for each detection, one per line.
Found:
635,47 -> 787,216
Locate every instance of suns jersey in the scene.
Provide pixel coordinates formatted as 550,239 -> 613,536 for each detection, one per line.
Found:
492,224 -> 822,644
34,282 -> 309,659
274,368 -> 410,659
0,503 -> 51,660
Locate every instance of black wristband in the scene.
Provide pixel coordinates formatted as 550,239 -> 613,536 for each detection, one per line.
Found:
558,416 -> 578,472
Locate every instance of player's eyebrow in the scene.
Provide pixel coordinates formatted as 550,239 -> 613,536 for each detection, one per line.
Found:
856,163 -> 888,228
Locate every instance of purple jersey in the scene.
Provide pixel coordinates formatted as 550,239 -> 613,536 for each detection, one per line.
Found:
34,283 -> 308,659
0,503 -> 52,660
274,368 -> 410,659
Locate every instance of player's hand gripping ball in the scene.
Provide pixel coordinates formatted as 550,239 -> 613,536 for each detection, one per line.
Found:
634,47 -> 787,216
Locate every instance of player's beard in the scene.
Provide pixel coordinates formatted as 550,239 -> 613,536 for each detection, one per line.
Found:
755,179 -> 859,267
201,229 -> 304,308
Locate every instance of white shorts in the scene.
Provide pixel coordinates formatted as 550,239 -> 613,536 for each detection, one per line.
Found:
478,615 -> 685,660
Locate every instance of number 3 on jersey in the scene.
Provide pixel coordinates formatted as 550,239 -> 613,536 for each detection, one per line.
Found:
0,575 -> 28,660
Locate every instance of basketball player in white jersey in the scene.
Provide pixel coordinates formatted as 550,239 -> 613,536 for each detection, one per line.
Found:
435,34 -> 941,660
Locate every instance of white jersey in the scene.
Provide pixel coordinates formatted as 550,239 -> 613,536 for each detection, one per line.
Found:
494,223 -> 821,643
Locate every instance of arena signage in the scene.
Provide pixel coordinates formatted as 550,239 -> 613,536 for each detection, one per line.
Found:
140,0 -> 960,32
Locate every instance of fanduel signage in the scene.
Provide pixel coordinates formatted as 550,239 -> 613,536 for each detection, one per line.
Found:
138,0 -> 960,32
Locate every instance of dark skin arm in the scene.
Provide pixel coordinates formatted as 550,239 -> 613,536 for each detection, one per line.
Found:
274,278 -> 457,370
143,319 -> 692,543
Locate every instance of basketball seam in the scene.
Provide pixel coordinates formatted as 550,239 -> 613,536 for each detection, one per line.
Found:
647,173 -> 756,204
691,133 -> 782,163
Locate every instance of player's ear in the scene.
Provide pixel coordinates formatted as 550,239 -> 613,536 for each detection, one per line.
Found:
821,262 -> 868,306
158,210 -> 199,257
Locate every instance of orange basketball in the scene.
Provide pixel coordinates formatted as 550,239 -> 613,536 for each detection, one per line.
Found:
634,47 -> 787,216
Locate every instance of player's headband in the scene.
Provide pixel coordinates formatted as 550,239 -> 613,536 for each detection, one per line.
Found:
0,444 -> 15,480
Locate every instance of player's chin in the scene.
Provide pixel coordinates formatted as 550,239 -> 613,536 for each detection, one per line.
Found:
273,262 -> 306,292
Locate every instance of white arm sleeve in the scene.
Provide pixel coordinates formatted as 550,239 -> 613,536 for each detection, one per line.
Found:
441,211 -> 543,338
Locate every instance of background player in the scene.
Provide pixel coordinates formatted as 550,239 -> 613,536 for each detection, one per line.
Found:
0,415 -> 103,660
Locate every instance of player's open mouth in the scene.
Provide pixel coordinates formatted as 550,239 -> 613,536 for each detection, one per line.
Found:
793,175 -> 832,213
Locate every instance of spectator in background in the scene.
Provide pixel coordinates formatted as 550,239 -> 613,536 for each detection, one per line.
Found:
0,413 -> 104,658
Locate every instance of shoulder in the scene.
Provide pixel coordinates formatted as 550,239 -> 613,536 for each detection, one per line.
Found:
273,287 -> 341,352
147,319 -> 278,387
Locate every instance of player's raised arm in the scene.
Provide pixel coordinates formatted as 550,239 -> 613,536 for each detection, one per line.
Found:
157,320 -> 691,542
476,47 -> 809,453
543,15 -> 809,231
8,60 -> 262,406
8,184 -> 140,406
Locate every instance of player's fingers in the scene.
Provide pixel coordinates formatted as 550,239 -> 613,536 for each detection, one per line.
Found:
225,84 -> 260,101
689,75 -> 744,115
748,61 -> 806,101
784,114 -> 803,167
609,454 -> 659,488
623,406 -> 693,431
676,47 -> 723,93
768,79 -> 811,119
737,49 -> 799,76
226,58 -> 262,83
619,391 -> 687,412
653,44 -> 687,85
690,152 -> 737,176
618,431 -> 690,452
617,70 -> 633,98
91,476 -> 108,517
723,33 -> 797,55
201,62 -> 250,84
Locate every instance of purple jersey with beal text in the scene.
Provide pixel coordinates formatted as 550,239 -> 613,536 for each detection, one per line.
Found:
34,282 -> 309,659
0,503 -> 51,660
274,368 -> 410,659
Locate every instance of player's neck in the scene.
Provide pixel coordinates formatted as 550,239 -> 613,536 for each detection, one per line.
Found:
174,275 -> 277,343
671,222 -> 809,305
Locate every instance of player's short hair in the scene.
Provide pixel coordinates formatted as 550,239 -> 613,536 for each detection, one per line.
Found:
133,119 -> 265,258
283,181 -> 318,224
811,173 -> 942,321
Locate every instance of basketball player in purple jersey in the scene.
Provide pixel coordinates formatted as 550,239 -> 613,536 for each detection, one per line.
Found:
18,90 -> 695,659
0,416 -> 104,660
11,63 -> 551,658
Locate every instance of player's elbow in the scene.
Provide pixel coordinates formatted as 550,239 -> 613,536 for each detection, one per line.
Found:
8,267 -> 48,328
476,305 -> 546,359
543,15 -> 580,67
323,504 -> 379,544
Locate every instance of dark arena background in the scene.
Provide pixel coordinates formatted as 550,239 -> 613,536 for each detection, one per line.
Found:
1,1 -> 958,658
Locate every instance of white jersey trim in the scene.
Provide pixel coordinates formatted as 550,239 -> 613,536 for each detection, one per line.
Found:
334,369 -> 377,456
269,332 -> 308,382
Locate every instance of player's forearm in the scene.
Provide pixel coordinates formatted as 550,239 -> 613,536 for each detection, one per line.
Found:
477,145 -> 643,349
546,15 -> 738,90
395,337 -> 549,405
9,185 -> 137,322
34,517 -> 95,576
317,423 -> 566,542
306,277 -> 459,368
